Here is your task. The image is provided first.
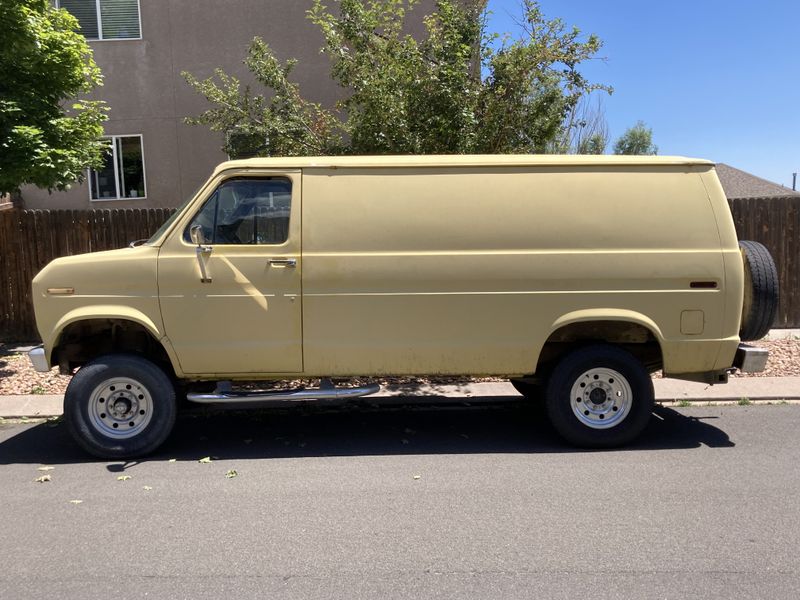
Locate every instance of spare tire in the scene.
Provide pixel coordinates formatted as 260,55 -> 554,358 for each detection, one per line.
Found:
739,240 -> 779,341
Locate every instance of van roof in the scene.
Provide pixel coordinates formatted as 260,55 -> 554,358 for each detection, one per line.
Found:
214,154 -> 713,174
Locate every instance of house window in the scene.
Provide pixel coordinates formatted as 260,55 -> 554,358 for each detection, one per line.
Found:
89,135 -> 147,201
57,0 -> 142,40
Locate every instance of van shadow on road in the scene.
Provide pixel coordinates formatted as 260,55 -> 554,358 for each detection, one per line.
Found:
0,401 -> 734,466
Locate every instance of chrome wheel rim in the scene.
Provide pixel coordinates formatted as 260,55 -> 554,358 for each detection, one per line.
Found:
88,377 -> 153,439
570,367 -> 632,429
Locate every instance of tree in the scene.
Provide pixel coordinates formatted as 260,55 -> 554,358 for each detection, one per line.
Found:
556,94 -> 609,154
0,0 -> 107,199
183,0 -> 609,158
576,133 -> 606,154
613,120 -> 657,155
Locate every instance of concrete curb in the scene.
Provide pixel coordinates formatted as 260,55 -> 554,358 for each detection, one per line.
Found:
0,395 -> 63,419
2,378 -> 799,419
652,377 -> 800,402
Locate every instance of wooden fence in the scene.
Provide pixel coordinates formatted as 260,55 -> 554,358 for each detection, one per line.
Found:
728,197 -> 799,330
1,209 -> 174,340
0,200 -> 798,341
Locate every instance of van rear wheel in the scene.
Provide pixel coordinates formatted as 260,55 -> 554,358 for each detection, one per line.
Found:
545,344 -> 653,448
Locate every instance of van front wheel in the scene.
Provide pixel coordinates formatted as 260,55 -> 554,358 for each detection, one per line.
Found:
64,354 -> 177,459
545,345 -> 653,448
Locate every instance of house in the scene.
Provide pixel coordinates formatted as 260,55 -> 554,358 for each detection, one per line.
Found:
23,0 -> 435,210
715,163 -> 800,201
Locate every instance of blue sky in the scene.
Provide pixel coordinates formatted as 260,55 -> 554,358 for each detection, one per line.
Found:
485,0 -> 799,188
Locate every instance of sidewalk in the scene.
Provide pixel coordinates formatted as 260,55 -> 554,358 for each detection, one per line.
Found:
2,378 -> 799,419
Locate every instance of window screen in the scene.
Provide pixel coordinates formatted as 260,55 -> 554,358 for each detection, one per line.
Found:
59,0 -> 99,39
99,0 -> 140,39
187,179 -> 292,245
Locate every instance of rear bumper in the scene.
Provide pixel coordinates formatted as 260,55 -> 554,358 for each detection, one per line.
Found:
734,344 -> 769,373
28,346 -> 50,373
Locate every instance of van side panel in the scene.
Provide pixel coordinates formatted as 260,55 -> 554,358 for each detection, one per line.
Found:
301,166 -> 727,376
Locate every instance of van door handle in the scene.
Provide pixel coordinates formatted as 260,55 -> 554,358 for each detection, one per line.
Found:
269,258 -> 297,268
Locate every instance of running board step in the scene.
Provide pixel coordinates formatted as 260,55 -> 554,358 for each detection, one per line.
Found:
186,381 -> 381,404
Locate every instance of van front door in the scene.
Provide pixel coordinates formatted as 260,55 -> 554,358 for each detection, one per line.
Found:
157,173 -> 302,375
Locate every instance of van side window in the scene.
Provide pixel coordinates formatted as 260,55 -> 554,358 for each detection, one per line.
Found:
185,178 -> 291,245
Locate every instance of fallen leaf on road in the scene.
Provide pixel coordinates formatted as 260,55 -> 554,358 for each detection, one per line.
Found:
69,500 -> 83,505
142,486 -> 153,491
413,475 -> 421,480
117,475 -> 131,481
225,470 -> 238,479
198,456 -> 212,463
168,458 -> 177,463
37,466 -> 55,472
35,475 -> 51,483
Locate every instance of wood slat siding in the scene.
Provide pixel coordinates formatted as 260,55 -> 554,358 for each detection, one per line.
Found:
1,200 -> 798,342
0,209 -> 174,341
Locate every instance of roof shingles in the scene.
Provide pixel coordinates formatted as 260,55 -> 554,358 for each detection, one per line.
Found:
716,163 -> 800,200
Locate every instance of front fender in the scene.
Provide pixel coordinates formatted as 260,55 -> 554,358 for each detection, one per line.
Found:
41,306 -> 164,366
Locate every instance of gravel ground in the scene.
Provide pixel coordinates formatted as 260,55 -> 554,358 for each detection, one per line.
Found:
1,338 -> 798,396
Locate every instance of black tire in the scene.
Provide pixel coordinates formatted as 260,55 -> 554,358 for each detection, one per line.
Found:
545,344 -> 654,448
64,354 -> 177,459
739,240 -> 779,341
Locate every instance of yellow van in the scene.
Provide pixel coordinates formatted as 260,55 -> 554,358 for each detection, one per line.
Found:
30,155 -> 778,457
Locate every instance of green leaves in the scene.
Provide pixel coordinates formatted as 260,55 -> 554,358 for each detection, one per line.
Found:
0,0 -> 107,195
613,121 -> 658,155
182,42 -> 344,159
184,0 -> 607,157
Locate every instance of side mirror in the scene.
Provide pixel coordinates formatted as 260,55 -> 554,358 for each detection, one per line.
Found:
190,225 -> 206,246
190,225 -> 212,283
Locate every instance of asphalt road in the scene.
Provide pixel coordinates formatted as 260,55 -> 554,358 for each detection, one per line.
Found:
0,402 -> 798,599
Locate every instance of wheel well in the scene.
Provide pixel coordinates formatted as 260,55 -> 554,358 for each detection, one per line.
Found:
53,319 -> 174,376
535,321 -> 663,377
